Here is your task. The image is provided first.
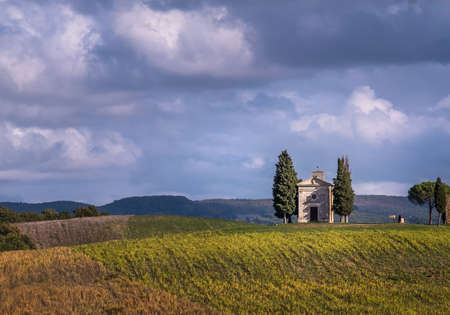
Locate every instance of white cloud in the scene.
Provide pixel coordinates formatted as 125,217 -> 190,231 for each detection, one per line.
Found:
0,123 -> 141,174
45,6 -> 101,78
0,3 -> 101,89
243,156 -> 265,169
432,95 -> 450,111
354,181 -> 410,196
114,2 -> 253,77
349,86 -> 410,142
290,86 -> 424,143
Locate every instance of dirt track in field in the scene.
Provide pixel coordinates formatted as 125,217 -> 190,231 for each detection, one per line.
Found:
14,215 -> 133,248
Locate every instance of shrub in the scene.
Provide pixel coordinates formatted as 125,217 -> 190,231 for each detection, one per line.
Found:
0,224 -> 36,251
16,212 -> 43,222
58,211 -> 72,219
0,206 -> 17,223
42,209 -> 59,220
74,206 -> 101,218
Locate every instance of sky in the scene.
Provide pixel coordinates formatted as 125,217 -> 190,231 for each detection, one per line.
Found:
0,0 -> 449,204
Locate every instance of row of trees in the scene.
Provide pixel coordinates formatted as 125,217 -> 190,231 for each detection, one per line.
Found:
0,205 -> 108,224
272,150 -> 354,223
408,178 -> 449,225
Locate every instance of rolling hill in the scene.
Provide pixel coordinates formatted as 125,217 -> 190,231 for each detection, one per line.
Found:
99,195 -> 429,224
1,195 -> 430,224
76,218 -> 450,314
2,215 -> 449,313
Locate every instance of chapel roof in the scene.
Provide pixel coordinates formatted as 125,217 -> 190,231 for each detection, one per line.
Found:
297,176 -> 333,187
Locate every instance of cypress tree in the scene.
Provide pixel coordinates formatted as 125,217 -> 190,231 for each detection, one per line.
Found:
434,177 -> 447,226
333,156 -> 354,223
333,157 -> 345,222
273,150 -> 298,224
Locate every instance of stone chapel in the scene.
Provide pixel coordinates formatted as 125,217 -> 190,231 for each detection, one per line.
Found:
297,171 -> 334,223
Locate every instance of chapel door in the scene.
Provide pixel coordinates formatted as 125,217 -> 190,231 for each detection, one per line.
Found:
310,207 -> 318,222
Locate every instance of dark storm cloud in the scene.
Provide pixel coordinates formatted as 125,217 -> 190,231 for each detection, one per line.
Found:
232,0 -> 450,68
8,0 -> 444,94
101,0 -> 450,71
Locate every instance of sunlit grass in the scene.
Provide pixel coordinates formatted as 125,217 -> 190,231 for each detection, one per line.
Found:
0,247 -> 220,314
77,224 -> 450,314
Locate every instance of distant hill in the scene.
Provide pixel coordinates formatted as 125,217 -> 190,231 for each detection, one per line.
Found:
1,195 -> 430,224
98,196 -> 262,220
352,195 -> 429,224
99,195 -> 430,224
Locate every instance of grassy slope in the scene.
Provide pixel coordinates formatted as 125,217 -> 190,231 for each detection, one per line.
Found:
77,218 -> 450,314
11,214 -> 254,249
126,215 -> 262,238
0,247 -> 220,314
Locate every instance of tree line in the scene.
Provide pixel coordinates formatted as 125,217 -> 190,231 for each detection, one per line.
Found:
0,205 -> 108,224
272,150 -> 354,223
0,205 -> 109,251
408,178 -> 449,225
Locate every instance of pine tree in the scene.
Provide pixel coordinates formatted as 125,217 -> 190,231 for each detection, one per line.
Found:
434,177 -> 447,226
333,156 -> 354,223
408,182 -> 435,225
272,150 -> 298,224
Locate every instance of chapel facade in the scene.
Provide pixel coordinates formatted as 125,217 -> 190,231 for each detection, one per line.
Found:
297,171 -> 334,223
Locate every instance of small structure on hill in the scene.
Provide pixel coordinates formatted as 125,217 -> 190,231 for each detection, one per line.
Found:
297,171 -> 333,223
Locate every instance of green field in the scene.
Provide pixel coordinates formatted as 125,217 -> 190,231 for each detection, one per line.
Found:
73,216 -> 450,314
126,215 -> 260,238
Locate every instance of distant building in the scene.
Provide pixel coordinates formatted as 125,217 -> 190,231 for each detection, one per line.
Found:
297,171 -> 334,223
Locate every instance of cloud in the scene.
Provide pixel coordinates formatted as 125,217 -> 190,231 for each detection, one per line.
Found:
354,181 -> 410,196
290,86 -> 426,143
0,2 -> 101,89
431,95 -> 450,111
349,86 -> 410,142
0,123 -> 141,174
243,157 -> 265,169
114,2 -> 253,77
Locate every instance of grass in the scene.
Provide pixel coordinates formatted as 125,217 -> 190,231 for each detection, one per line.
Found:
0,247 -> 220,314
4,215 -> 449,313
76,222 -> 450,314
127,215 -> 259,239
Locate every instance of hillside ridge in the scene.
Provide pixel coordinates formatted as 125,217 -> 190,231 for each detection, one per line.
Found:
1,194 -> 429,224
